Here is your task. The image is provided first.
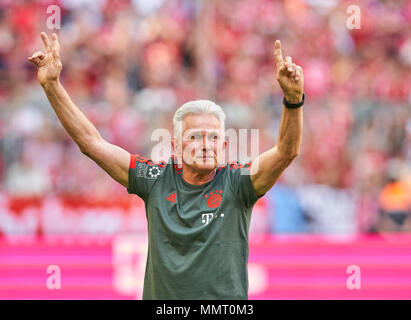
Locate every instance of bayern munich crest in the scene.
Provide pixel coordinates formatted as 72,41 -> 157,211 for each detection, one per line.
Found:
205,190 -> 223,208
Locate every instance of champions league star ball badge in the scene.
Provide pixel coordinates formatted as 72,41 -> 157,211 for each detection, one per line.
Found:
146,165 -> 162,179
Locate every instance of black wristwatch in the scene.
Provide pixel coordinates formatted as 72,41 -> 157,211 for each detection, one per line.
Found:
283,93 -> 305,109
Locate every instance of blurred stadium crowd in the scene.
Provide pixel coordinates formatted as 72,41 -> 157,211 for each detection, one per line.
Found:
0,0 -> 411,235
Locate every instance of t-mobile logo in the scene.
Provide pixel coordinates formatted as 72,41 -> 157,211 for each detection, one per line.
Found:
201,213 -> 224,225
202,213 -> 214,225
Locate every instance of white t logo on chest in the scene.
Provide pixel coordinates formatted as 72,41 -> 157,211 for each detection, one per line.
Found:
201,213 -> 224,225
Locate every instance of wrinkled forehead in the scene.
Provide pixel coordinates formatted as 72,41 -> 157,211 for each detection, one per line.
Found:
181,113 -> 223,134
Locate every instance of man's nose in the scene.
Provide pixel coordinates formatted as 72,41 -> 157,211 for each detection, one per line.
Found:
202,135 -> 213,150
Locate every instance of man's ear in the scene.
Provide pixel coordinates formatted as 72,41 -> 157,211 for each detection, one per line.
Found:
171,137 -> 183,166
171,138 -> 181,154
217,139 -> 228,165
171,137 -> 175,152
223,140 -> 228,150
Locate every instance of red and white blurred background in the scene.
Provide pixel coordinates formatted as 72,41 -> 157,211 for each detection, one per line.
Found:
1,0 -> 411,299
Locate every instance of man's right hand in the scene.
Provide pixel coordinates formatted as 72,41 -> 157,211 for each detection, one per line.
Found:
28,32 -> 62,86
27,32 -> 131,190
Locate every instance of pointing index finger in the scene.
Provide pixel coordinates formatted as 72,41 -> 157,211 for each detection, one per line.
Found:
274,40 -> 284,70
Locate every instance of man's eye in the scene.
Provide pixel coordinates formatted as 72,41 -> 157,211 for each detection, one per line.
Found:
190,134 -> 201,140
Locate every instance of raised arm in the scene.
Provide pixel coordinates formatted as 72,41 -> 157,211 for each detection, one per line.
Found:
250,40 -> 304,196
28,32 -> 130,188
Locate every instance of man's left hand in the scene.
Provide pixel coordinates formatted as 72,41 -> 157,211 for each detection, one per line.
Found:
274,40 -> 304,104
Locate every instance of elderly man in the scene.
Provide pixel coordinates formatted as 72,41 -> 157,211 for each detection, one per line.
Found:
29,32 -> 303,299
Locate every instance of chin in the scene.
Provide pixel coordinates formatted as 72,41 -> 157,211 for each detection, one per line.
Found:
194,159 -> 217,172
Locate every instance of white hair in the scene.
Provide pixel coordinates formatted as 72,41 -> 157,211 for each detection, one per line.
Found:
173,100 -> 226,142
